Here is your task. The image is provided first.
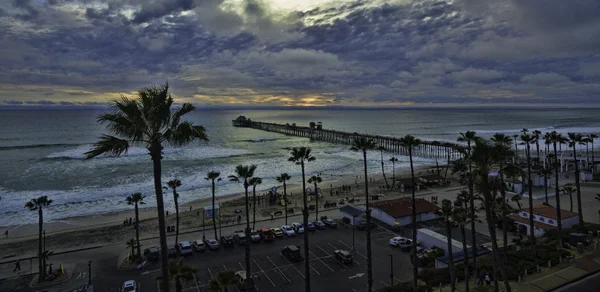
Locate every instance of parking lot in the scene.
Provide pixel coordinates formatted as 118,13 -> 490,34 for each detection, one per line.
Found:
138,221 -> 414,292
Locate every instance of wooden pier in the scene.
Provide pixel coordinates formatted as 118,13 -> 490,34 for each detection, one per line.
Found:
233,116 -> 463,160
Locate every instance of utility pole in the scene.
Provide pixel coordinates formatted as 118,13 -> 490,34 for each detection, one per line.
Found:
202,210 -> 206,240
43,230 -> 46,252
389,254 -> 394,287
87,261 -> 92,285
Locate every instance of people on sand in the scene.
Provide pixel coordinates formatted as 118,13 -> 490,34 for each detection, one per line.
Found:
4,230 -> 7,238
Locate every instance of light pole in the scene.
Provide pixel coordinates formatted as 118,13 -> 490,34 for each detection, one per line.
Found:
88,261 -> 92,285
389,254 -> 394,287
43,230 -> 46,252
202,209 -> 206,240
352,215 -> 356,251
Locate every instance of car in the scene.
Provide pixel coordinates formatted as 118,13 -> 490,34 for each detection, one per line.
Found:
281,245 -> 303,262
306,221 -> 316,231
143,246 -> 160,261
291,222 -> 305,233
259,228 -> 275,241
167,246 -> 177,258
121,280 -> 137,292
389,236 -> 410,247
204,238 -> 220,250
250,230 -> 261,242
233,231 -> 247,245
235,270 -> 255,291
323,219 -> 337,228
333,249 -> 353,265
221,235 -> 235,247
356,221 -> 378,230
178,241 -> 194,255
271,227 -> 284,238
192,240 -> 206,252
312,220 -> 326,230
280,225 -> 296,236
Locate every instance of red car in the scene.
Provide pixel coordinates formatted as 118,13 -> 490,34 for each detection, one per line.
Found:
258,228 -> 275,241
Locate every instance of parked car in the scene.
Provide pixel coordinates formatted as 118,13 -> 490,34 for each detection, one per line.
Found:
221,235 -> 235,247
204,238 -> 220,250
235,270 -> 255,291
312,220 -> 326,230
250,230 -> 261,242
271,227 -> 284,238
389,236 -> 409,247
233,231 -> 247,245
144,246 -> 160,261
259,228 -> 275,241
121,280 -> 137,292
178,241 -> 194,255
306,221 -> 316,231
281,245 -> 303,262
333,250 -> 353,265
356,221 -> 377,230
323,219 -> 337,228
167,246 -> 177,258
192,240 -> 206,252
280,225 -> 296,236
291,222 -> 305,233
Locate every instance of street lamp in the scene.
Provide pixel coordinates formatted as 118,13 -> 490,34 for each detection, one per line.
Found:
389,254 -> 394,286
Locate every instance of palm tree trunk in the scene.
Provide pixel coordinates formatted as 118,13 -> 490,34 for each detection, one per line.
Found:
499,162 -> 509,266
174,190 -> 179,249
446,220 -> 455,292
553,143 -> 563,232
212,180 -> 218,240
284,182 -> 288,225
536,141 -> 540,162
176,279 -> 182,292
252,186 -> 257,230
526,144 -> 537,258
409,147 -> 418,292
569,191 -> 574,212
573,146 -> 584,227
243,182 -> 252,292
363,150 -> 373,292
380,151 -> 389,188
391,161 -> 396,190
314,182 -> 319,221
301,162 -> 311,292
592,140 -> 595,174
151,145 -> 170,292
460,225 -> 470,292
586,143 -> 590,169
38,207 -> 44,282
135,203 -> 141,258
544,175 -> 548,204
467,143 -> 478,279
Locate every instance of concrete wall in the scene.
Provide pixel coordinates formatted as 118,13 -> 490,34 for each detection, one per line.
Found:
371,208 -> 396,225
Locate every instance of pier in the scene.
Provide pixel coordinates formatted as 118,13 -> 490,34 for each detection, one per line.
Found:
233,116 -> 463,160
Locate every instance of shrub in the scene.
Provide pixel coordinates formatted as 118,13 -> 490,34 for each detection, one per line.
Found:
378,281 -> 431,292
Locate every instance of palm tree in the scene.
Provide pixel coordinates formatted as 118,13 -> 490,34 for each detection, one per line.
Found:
455,190 -> 471,292
308,175 -> 323,221
228,165 -> 257,292
511,194 -> 523,210
538,167 -> 552,204
589,134 -> 598,173
205,171 -> 221,240
288,147 -> 316,292
563,185 -> 576,212
166,179 -> 182,249
521,133 -> 537,258
169,258 -> 198,292
513,134 -> 519,158
389,157 -> 399,189
399,135 -> 421,292
84,83 -> 208,292
249,177 -> 262,230
126,192 -> 145,258
437,204 -> 456,292
350,137 -> 377,292
377,146 -> 389,188
568,133 -> 586,227
126,238 -> 137,259
533,130 -> 542,162
208,269 -> 237,292
25,196 -> 52,282
40,250 -> 54,274
550,131 -> 567,232
457,131 -> 480,277
491,133 -> 514,265
277,173 -> 292,225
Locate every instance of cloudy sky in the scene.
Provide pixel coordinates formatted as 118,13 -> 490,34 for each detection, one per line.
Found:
1,0 -> 599,107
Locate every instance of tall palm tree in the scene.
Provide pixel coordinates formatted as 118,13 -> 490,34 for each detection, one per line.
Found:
205,171 -> 221,240
533,130 -> 542,162
538,167 -> 552,204
389,157 -> 399,189
166,179 -> 182,249
276,173 -> 292,225
550,131 -> 567,232
437,204 -> 456,292
455,190 -> 471,292
491,133 -> 514,265
399,135 -> 421,292
208,269 -> 237,292
126,238 -> 137,259
249,177 -> 262,230
84,83 -> 208,291
350,137 -> 377,292
308,175 -> 323,221
568,133 -> 586,227
457,131 -> 480,277
40,250 -> 54,274
588,134 -> 598,173
377,146 -> 389,188
288,147 -> 316,292
512,194 -> 522,210
563,185 -> 576,212
25,196 -> 52,282
228,164 -> 257,292
169,258 -> 198,292
513,134 -> 519,159
521,133 -> 537,258
126,192 -> 145,258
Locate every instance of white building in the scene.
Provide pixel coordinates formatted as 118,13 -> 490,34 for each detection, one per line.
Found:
371,197 -> 439,226
339,205 -> 365,225
508,205 -> 579,237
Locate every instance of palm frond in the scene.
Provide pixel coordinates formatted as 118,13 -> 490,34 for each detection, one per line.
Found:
84,135 -> 130,159
165,122 -> 209,147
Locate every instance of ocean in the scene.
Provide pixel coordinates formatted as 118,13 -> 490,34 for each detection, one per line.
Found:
1,108 -> 599,226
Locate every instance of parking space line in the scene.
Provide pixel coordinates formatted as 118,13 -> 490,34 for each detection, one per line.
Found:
337,240 -> 368,260
394,276 -> 401,282
309,251 -> 334,272
238,262 -> 245,271
192,274 -> 201,292
266,256 -> 292,283
253,259 -> 276,287
279,254 -> 306,279
208,268 -> 214,279
328,242 -> 361,265
380,280 -> 389,287
310,263 -> 321,276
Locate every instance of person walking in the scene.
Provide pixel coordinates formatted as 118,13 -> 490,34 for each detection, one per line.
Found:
477,271 -> 484,286
13,260 -> 20,272
4,230 -> 7,238
485,273 -> 491,286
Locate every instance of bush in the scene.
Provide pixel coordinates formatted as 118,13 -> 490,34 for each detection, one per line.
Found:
379,281 -> 431,292
421,268 -> 451,286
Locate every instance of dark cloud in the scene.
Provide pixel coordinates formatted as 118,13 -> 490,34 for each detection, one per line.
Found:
132,0 -> 195,24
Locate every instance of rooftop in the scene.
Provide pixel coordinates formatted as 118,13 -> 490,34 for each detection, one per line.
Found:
372,197 -> 440,218
508,214 -> 557,230
520,204 -> 578,220
339,205 -> 365,218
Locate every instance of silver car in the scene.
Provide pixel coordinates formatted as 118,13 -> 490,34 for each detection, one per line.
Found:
204,238 -> 220,250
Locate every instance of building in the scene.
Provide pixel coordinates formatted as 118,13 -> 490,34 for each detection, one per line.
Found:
371,197 -> 440,226
435,247 -> 491,269
508,205 -> 579,237
203,205 -> 220,218
339,205 -> 365,225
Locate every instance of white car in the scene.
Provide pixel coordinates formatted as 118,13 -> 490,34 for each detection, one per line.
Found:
204,238 -> 220,250
178,241 -> 193,255
121,280 -> 137,292
192,239 -> 206,252
280,225 -> 296,236
390,236 -> 409,247
250,230 -> 261,242
291,222 -> 304,233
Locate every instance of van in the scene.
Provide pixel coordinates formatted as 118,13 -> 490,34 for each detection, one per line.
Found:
235,271 -> 255,291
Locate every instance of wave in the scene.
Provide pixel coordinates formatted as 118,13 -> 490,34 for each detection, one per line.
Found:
248,138 -> 278,142
0,143 -> 84,151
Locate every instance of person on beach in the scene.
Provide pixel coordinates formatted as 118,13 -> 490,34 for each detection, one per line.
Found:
13,260 -> 20,271
237,215 -> 241,223
4,230 -> 7,238
477,271 -> 484,286
485,273 -> 491,286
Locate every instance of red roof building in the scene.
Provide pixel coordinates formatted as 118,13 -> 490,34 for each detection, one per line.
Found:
508,205 -> 579,237
371,197 -> 440,226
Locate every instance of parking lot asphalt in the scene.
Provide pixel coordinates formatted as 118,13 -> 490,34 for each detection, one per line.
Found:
136,221 -> 414,292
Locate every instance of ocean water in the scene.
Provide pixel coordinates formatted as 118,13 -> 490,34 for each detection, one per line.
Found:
0,108 -> 599,226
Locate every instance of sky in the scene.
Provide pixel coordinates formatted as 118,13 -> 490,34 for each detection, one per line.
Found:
1,0 -> 600,107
